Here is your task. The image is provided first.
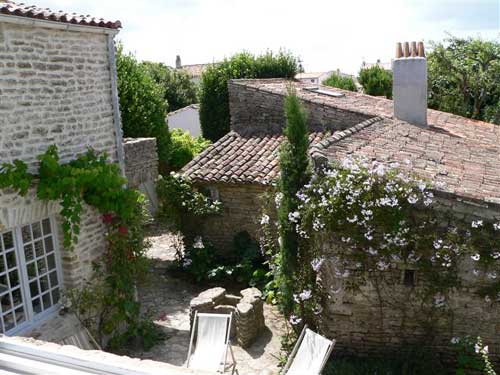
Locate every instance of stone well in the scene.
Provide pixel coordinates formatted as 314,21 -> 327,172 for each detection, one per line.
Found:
189,287 -> 265,348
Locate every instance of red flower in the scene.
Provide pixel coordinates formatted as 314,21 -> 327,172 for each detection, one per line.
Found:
118,226 -> 128,235
102,213 -> 113,224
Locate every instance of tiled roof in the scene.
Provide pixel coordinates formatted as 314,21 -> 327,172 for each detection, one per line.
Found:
319,117 -> 500,204
167,104 -> 200,117
0,1 -> 121,29
182,131 -> 327,185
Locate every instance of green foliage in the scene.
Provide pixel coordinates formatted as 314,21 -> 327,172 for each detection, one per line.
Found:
142,61 -> 198,112
199,50 -> 301,142
277,89 -> 311,317
1,146 -> 153,350
116,45 -> 171,172
358,65 -> 393,98
452,336 -> 497,375
322,72 -> 357,92
156,173 -> 221,226
428,36 -> 500,124
179,232 -> 269,287
0,160 -> 33,195
169,129 -> 211,171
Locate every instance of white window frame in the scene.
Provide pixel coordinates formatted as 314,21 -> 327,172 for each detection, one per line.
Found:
0,217 -> 63,335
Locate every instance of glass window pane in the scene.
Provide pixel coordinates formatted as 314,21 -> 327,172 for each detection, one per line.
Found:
21,225 -> 31,243
5,251 -> 16,270
29,281 -> 39,297
2,294 -> 12,312
49,271 -> 58,288
27,263 -> 36,279
34,240 -> 44,258
11,289 -> 22,307
47,254 -> 56,270
14,306 -> 25,324
42,219 -> 51,236
24,244 -> 34,262
44,237 -> 54,253
37,258 -> 47,276
32,298 -> 42,314
40,275 -> 49,293
0,275 -> 8,295
0,255 -> 5,274
42,293 -> 52,310
32,222 -> 42,239
8,270 -> 19,288
4,312 -> 14,331
2,232 -> 14,250
51,288 -> 60,304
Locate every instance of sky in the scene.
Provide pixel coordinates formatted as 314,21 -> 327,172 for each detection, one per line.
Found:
41,0 -> 499,74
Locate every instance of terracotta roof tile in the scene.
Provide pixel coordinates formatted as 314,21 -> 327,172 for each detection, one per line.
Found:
182,131 -> 327,185
0,1 -> 121,29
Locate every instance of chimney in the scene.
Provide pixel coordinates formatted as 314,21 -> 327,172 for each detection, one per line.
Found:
175,55 -> 182,69
392,41 -> 427,126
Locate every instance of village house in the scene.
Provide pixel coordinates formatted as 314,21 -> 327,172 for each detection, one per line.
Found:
0,0 -> 125,338
167,104 -> 202,137
175,55 -> 212,85
182,42 -> 500,360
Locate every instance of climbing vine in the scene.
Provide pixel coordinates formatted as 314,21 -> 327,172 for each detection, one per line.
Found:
261,158 -> 500,331
0,146 -> 152,347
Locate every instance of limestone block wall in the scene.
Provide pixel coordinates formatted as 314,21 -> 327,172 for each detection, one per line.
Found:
0,21 -> 119,169
187,182 -> 269,252
0,21 -> 120,289
321,195 -> 500,364
0,188 -> 106,290
228,80 -> 372,136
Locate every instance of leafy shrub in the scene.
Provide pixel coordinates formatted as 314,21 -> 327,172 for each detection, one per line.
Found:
142,61 -> 198,112
156,173 -> 221,225
358,65 -> 393,98
322,72 -> 357,92
169,129 -> 211,170
427,36 -> 500,124
116,45 -> 171,173
199,50 -> 301,142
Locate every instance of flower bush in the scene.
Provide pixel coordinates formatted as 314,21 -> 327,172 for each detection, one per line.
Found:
261,157 -> 500,333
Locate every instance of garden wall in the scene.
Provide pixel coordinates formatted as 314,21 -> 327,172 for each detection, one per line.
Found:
186,182 -> 268,252
228,80 -> 372,136
123,137 -> 159,215
321,195 -> 500,364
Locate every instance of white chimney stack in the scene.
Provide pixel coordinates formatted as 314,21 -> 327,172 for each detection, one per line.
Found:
392,41 -> 427,126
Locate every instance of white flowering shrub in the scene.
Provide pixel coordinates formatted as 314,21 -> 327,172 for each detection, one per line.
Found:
261,158 -> 500,333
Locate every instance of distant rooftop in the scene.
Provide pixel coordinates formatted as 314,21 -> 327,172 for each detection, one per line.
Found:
0,1 -> 121,29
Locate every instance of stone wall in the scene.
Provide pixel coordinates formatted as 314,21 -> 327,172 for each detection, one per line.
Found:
123,137 -> 159,215
228,80 -> 372,136
321,195 -> 500,364
0,22 -> 119,169
0,22 -> 120,287
123,137 -> 158,189
187,182 -> 269,252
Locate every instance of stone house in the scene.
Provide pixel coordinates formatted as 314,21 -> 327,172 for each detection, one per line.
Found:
167,104 -> 202,137
183,42 -> 500,360
0,1 -> 124,337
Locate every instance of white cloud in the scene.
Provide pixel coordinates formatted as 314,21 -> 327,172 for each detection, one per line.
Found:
38,0 -> 500,74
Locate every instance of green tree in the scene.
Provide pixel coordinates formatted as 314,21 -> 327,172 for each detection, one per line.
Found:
142,61 -> 198,112
199,50 -> 301,142
116,45 -> 171,172
278,89 -> 311,315
428,36 -> 500,124
322,71 -> 357,91
358,65 -> 393,98
169,129 -> 211,170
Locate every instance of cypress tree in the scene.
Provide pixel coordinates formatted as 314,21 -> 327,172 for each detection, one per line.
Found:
278,89 -> 311,315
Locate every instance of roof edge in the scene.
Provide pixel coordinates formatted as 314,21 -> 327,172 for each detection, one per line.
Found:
310,116 -> 384,168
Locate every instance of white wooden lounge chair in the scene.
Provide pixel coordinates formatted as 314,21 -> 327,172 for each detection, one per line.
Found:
282,325 -> 335,375
186,312 -> 236,374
